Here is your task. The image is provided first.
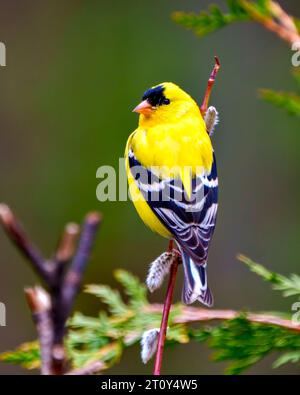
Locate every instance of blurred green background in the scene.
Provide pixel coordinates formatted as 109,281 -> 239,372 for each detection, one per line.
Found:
0,0 -> 299,374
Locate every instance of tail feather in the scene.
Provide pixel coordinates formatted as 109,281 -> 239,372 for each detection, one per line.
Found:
181,250 -> 213,307
199,285 -> 213,307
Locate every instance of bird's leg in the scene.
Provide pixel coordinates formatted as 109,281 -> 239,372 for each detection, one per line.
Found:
200,56 -> 220,117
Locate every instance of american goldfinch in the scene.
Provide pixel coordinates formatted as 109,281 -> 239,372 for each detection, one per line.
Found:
125,82 -> 218,306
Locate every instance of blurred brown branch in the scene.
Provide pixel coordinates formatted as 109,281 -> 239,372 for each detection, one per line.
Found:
24,287 -> 53,375
0,204 -> 102,375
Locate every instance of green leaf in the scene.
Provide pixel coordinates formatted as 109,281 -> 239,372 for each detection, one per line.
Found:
238,254 -> 300,298
70,342 -> 122,370
2,267 -> 300,375
172,0 -> 274,38
259,89 -> 300,116
191,315 -> 300,374
0,341 -> 40,370
237,254 -> 283,283
293,17 -> 300,34
273,351 -> 300,368
273,273 -> 300,297
68,312 -> 103,329
85,284 -> 128,315
114,269 -> 147,308
251,0 -> 272,16
227,0 -> 247,15
172,5 -> 249,38
167,324 -> 189,345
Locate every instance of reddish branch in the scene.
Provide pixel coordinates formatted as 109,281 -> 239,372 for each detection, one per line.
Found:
0,204 -> 102,375
200,56 -> 220,116
153,59 -> 221,375
240,0 -> 300,47
145,305 -> 300,333
153,252 -> 179,375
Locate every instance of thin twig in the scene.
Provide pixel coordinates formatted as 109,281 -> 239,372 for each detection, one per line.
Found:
200,56 -> 220,116
145,305 -> 300,333
55,222 -> 80,265
152,57 -> 221,374
153,240 -> 179,375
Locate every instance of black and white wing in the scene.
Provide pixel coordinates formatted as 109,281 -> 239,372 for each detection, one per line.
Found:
128,148 -> 218,265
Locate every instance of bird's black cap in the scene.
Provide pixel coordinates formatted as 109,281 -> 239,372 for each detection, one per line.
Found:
142,85 -> 170,107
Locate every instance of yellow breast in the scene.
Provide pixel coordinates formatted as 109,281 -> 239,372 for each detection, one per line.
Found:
131,119 -> 213,174
130,107 -> 213,196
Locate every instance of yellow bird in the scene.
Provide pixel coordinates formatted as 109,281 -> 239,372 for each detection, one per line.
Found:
125,82 -> 218,306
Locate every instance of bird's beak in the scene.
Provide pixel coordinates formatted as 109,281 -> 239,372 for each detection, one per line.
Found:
132,100 -> 154,115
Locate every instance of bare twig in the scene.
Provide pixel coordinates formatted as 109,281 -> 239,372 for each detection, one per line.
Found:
145,305 -> 300,333
0,204 -> 102,375
200,56 -> 221,116
152,240 -> 179,375
153,58 -> 221,374
55,223 -> 80,265
153,257 -> 179,375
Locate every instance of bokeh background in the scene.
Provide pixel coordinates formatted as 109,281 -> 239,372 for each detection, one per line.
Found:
0,0 -> 299,374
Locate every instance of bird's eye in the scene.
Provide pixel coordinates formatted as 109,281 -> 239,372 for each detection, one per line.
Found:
142,86 -> 170,108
